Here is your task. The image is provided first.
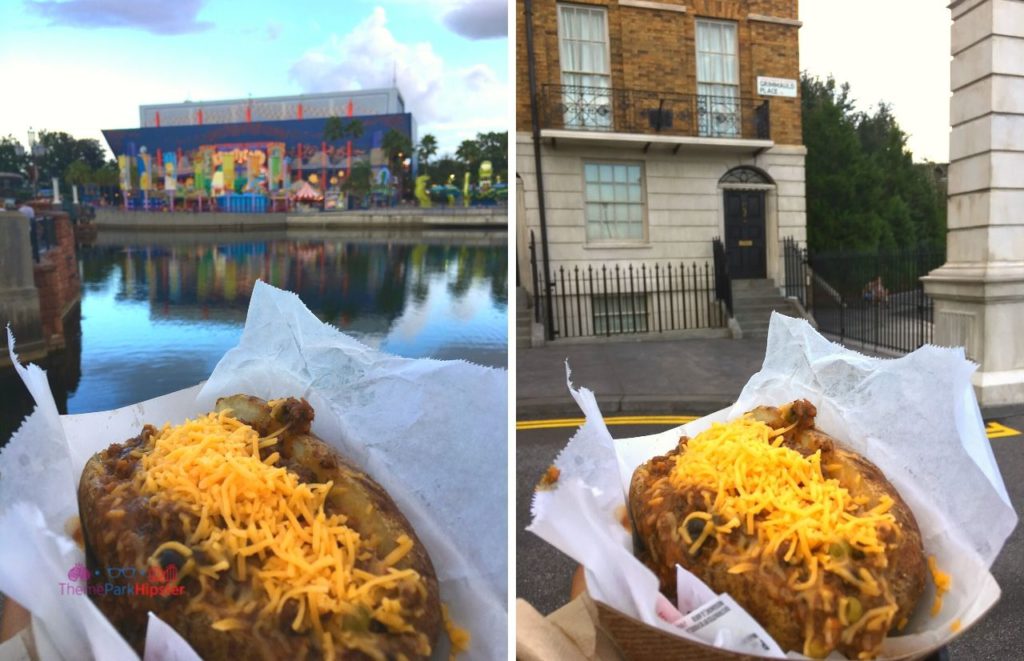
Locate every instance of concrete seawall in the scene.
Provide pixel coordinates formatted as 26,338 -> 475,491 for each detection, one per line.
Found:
1,210 -> 81,368
0,212 -> 45,364
95,210 -> 288,231
95,208 -> 507,231
94,227 -> 507,248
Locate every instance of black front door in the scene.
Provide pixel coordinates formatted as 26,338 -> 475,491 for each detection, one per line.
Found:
723,190 -> 766,278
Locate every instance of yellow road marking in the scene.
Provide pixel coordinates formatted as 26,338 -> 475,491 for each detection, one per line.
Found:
516,415 -> 697,431
986,422 -> 1021,439
518,418 -> 1022,438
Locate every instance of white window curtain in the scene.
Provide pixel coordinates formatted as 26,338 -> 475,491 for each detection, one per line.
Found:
696,20 -> 740,137
558,5 -> 611,128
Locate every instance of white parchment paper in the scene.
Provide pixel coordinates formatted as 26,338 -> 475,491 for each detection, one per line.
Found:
0,280 -> 507,660
529,313 -> 1016,659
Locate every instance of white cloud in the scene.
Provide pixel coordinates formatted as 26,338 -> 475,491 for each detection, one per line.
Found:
266,21 -> 283,41
288,8 -> 507,153
25,0 -> 213,35
355,0 -> 507,39
442,0 -> 507,40
462,64 -> 499,93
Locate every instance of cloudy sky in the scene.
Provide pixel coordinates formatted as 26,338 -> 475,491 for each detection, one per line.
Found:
1,1 -> 955,164
0,0 -> 508,157
801,0 -> 952,163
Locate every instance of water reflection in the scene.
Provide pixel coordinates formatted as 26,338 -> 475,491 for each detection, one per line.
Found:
1,232 -> 507,443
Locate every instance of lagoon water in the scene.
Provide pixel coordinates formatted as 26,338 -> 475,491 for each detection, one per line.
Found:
1,230 -> 507,441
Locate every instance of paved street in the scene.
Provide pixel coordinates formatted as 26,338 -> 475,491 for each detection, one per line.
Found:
516,414 -> 1024,660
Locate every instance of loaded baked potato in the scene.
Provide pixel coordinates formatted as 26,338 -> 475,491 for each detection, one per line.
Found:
77,395 -> 441,660
629,400 -> 926,659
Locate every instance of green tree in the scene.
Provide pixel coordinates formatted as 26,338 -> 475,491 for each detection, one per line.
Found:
382,129 -> 411,168
416,134 -> 438,166
857,104 -> 945,250
802,75 -> 874,251
35,131 -> 108,187
75,138 -> 107,171
323,117 -> 364,143
0,135 -> 29,176
93,160 -> 121,187
425,153 -> 465,188
65,159 -> 93,187
801,74 -> 946,253
473,131 -> 508,180
455,139 -> 482,173
323,116 -> 343,142
342,159 -> 373,206
37,131 -> 80,182
381,128 -> 412,196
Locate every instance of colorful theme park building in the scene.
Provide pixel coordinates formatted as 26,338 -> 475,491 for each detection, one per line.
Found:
101,88 -> 415,210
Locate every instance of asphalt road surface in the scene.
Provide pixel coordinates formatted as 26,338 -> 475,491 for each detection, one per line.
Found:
516,414 -> 1024,660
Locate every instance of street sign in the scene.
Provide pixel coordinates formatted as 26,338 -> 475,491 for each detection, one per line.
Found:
757,76 -> 798,98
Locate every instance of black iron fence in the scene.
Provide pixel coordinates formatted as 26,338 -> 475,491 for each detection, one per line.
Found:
527,232 -> 728,339
783,237 -> 807,303
713,237 -> 733,317
529,230 -> 542,324
540,84 -> 770,140
783,237 -> 946,353
30,215 -> 57,263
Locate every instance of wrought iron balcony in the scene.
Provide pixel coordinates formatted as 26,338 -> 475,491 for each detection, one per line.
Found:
540,84 -> 771,141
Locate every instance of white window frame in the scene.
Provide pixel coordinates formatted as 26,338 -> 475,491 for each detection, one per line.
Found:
582,160 -> 646,243
593,293 -> 650,335
557,4 -> 612,129
695,18 -> 741,137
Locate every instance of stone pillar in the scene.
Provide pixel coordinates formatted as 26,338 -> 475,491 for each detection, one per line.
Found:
922,0 -> 1024,407
0,211 -> 46,366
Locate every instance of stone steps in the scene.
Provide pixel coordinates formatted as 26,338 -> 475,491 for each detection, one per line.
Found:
730,279 -> 797,338
516,287 -> 532,349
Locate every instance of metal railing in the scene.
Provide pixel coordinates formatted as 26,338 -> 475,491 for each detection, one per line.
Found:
540,84 -> 771,140
529,230 -> 541,323
783,236 -> 808,306
783,237 -> 946,353
712,237 -> 733,317
30,215 -> 57,263
528,247 -> 728,341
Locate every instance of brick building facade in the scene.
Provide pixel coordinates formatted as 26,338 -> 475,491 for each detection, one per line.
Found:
517,0 -> 806,338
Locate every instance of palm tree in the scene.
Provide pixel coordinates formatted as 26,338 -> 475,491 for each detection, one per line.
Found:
381,129 -> 413,199
382,129 -> 412,168
342,159 -> 373,207
456,139 -> 482,173
416,134 -> 438,167
324,117 -> 365,193
323,117 -> 364,143
342,119 -> 364,141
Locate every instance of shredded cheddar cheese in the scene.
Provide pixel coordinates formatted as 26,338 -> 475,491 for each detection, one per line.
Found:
928,555 -> 951,617
133,410 -> 428,659
668,417 -> 897,573
666,416 -> 906,652
442,604 -> 471,660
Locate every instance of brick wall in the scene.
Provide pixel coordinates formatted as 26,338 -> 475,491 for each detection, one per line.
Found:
516,0 -> 802,145
33,211 -> 81,347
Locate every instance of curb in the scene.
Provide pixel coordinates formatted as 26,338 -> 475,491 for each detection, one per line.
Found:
982,403 -> 1024,420
517,396 -> 1024,424
516,395 -> 738,420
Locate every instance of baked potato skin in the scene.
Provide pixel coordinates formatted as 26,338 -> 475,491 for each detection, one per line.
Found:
77,395 -> 441,660
628,401 -> 926,658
